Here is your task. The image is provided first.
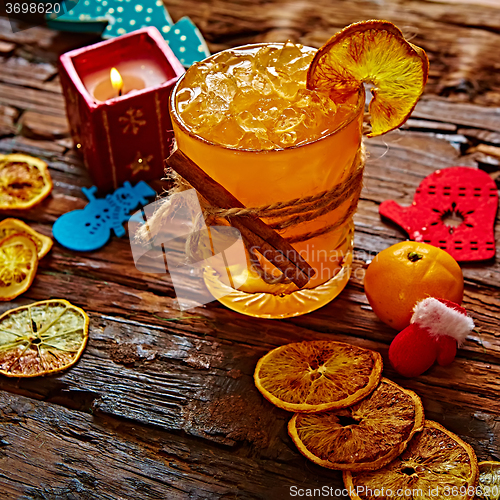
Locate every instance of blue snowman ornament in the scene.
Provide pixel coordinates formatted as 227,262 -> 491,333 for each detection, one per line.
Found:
53,181 -> 156,252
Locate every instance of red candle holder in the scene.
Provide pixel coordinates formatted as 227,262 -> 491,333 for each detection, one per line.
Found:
59,27 -> 185,191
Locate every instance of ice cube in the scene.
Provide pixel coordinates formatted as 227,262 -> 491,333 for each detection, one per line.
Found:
204,73 -> 238,103
276,41 -> 304,68
274,107 -> 305,133
239,131 -> 275,150
237,110 -> 268,136
181,90 -> 229,130
246,97 -> 282,130
176,87 -> 201,113
254,45 -> 281,71
182,61 -> 212,89
230,57 -> 254,81
275,79 -> 301,100
281,131 -> 298,146
210,117 -> 246,148
230,89 -> 261,114
251,72 -> 273,95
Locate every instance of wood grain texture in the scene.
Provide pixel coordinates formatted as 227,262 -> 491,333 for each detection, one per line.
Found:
0,1 -> 499,498
163,0 -> 500,105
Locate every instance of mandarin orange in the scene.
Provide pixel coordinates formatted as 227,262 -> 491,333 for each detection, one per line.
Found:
364,241 -> 463,330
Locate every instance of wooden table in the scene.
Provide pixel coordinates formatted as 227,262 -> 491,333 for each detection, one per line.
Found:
0,1 -> 499,498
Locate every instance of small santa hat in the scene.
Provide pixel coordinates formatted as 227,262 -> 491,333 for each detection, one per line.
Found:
389,297 -> 475,377
410,297 -> 475,347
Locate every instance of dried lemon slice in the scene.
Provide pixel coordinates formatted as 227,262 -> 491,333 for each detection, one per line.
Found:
288,378 -> 424,471
254,340 -> 383,413
0,299 -> 89,377
0,153 -> 53,210
0,233 -> 38,301
478,462 -> 500,500
343,420 -> 478,500
0,218 -> 53,259
307,20 -> 429,137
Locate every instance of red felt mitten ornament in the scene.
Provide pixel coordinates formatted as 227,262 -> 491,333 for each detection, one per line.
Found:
380,167 -> 498,261
389,297 -> 474,378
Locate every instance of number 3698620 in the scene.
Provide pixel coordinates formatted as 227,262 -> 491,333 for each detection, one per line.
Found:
6,2 -> 62,14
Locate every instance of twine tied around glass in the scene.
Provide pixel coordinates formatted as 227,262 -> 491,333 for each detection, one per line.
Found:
137,141 -> 366,286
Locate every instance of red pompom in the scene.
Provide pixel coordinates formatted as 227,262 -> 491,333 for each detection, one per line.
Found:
389,324 -> 437,378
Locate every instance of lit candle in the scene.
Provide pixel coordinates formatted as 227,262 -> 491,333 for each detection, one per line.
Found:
110,67 -> 123,97
82,59 -> 169,102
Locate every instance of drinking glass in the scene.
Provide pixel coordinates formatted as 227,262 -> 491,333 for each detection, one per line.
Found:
169,43 -> 365,318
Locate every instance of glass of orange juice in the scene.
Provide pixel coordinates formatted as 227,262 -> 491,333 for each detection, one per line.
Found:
169,42 -> 365,319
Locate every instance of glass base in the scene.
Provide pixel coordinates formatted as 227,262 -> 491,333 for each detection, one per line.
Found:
203,237 -> 353,319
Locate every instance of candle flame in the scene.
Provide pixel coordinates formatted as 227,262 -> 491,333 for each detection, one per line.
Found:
110,67 -> 123,95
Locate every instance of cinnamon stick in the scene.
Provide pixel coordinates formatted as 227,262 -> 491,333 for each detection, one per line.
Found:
165,149 -> 315,288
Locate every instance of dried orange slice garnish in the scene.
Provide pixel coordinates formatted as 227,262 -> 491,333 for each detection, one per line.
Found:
0,299 -> 89,377
288,378 -> 424,471
343,420 -> 478,500
254,340 -> 383,413
0,218 -> 53,259
0,153 -> 53,210
478,462 -> 500,500
0,233 -> 38,301
307,20 -> 429,137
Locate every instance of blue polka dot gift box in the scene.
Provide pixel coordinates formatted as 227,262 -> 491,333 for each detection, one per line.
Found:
160,17 -> 210,67
58,27 -> 185,191
47,0 -> 210,67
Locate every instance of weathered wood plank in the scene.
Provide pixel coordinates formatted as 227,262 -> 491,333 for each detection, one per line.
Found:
2,129 -> 498,289
0,103 -> 18,136
0,55 -> 57,83
19,110 -> 69,140
0,373 -> 498,498
0,3 -> 499,495
0,82 -> 66,117
0,18 -> 101,63
0,17 -> 56,45
413,97 -> 500,132
0,267 -> 496,453
0,391 -> 340,499
458,128 -> 500,145
164,0 -> 500,105
0,130 -> 497,371
402,118 -> 457,132
422,0 -> 500,7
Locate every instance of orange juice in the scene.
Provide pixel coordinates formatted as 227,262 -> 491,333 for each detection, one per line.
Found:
169,42 -> 365,318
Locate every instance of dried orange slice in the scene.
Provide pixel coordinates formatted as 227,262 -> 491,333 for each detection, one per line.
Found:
0,233 -> 38,301
0,299 -> 89,377
307,20 -> 429,137
254,340 -> 383,413
288,378 -> 424,471
0,153 -> 53,210
343,420 -> 478,500
478,462 -> 500,500
0,218 -> 52,259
